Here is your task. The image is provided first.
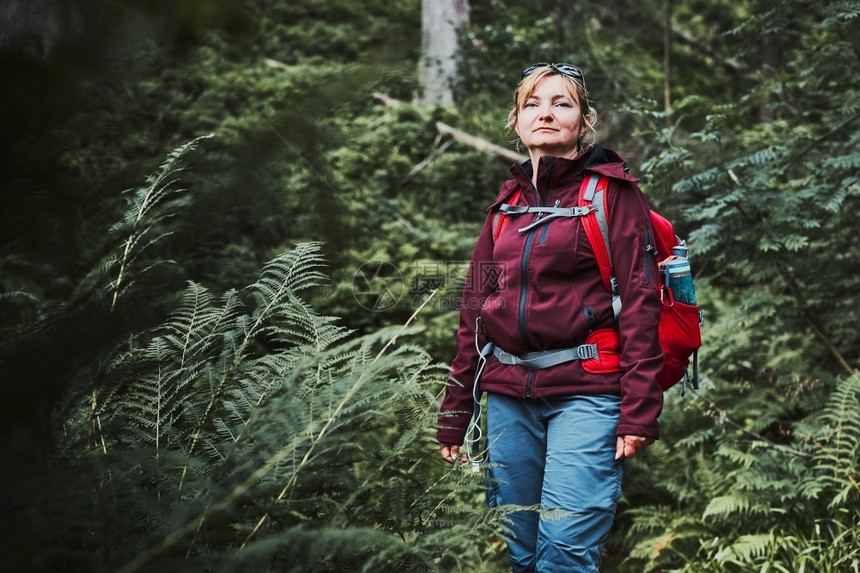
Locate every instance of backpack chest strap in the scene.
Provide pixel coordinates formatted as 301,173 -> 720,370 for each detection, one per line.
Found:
498,203 -> 594,233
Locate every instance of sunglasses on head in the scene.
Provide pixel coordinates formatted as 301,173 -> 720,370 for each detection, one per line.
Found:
521,62 -> 586,89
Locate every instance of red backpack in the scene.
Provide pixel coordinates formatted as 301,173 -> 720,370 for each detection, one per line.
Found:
578,175 -> 702,392
492,175 -> 703,392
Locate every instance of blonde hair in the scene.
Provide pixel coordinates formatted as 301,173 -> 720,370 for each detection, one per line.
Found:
505,67 -> 598,149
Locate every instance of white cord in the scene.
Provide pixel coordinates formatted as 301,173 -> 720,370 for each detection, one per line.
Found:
465,317 -> 492,472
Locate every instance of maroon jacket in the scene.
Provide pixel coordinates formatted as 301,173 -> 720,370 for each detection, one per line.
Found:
437,145 -> 664,446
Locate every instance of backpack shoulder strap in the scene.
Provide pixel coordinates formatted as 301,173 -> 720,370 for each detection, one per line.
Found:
579,175 -> 623,318
492,188 -> 523,241
578,175 -> 615,292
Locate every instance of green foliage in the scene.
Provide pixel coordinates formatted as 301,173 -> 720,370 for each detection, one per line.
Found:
2,1 -> 860,571
1,141 -> 499,572
614,2 -> 860,570
621,376 -> 859,572
799,374 -> 860,508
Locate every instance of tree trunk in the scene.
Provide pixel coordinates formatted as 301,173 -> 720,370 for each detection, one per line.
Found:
416,0 -> 469,106
554,0 -> 567,52
759,32 -> 780,122
664,0 -> 673,112
0,0 -> 82,61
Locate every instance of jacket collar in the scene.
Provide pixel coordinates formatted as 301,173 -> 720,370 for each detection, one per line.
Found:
488,144 -> 639,210
511,144 -> 638,189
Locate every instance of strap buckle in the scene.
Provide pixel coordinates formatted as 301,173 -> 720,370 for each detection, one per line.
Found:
576,344 -> 599,360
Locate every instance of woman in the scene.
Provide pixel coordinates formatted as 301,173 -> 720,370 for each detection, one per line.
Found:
437,63 -> 664,572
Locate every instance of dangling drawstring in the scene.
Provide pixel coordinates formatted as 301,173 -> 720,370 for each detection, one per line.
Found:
465,316 -> 493,472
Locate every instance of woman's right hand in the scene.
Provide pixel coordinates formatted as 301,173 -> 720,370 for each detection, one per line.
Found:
439,443 -> 469,464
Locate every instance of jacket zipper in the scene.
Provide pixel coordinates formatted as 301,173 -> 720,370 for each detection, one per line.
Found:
517,164 -> 552,353
516,161 -> 553,398
644,226 -> 654,282
518,227 -> 538,351
583,306 -> 597,331
539,199 -> 559,245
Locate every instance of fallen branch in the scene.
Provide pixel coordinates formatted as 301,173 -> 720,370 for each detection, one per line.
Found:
435,121 -> 525,164
372,92 -> 526,164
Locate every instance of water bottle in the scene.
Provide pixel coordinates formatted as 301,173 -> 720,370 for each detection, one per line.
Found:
662,246 -> 697,305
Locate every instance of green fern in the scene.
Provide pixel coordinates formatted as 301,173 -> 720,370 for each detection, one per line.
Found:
57,247 -> 493,572
712,532 -> 780,568
799,374 -> 860,509
0,139 -> 498,573
104,133 -> 214,311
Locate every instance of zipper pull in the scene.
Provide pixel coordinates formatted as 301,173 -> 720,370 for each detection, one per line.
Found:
645,227 -> 657,259
583,306 -> 597,331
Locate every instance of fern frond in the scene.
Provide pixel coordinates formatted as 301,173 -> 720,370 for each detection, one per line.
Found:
800,373 -> 860,509
250,243 -> 328,314
702,493 -> 768,520
107,133 -> 214,311
181,243 -> 330,477
714,532 -> 777,566
41,230 -> 486,573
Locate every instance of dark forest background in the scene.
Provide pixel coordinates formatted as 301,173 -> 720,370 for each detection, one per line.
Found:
1,0 -> 858,571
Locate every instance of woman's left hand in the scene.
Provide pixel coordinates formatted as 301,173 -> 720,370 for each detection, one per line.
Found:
615,435 -> 655,460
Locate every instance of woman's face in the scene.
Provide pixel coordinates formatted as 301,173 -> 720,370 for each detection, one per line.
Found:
514,74 -> 587,160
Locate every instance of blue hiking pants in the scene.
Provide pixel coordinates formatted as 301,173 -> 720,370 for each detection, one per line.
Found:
485,392 -> 623,572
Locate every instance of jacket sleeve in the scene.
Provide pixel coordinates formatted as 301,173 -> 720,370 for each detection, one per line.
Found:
436,209 -> 498,446
607,180 -> 665,439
